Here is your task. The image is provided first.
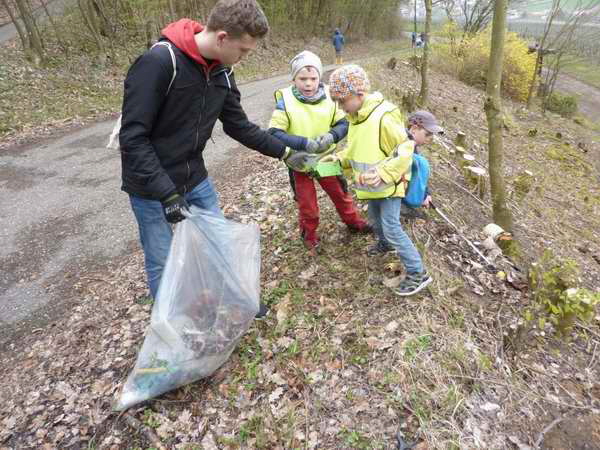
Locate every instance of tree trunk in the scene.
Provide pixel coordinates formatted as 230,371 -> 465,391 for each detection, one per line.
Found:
484,0 -> 513,232
39,0 -> 68,55
78,0 -> 106,55
419,0 -> 432,106
13,0 -> 44,63
525,51 -> 542,109
1,0 -> 28,50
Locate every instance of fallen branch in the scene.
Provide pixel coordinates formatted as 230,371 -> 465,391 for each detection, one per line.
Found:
436,173 -> 491,210
122,413 -> 166,450
534,416 -> 563,449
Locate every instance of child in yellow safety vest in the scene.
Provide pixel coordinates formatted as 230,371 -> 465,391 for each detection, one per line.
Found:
325,65 -> 433,296
268,51 -> 370,254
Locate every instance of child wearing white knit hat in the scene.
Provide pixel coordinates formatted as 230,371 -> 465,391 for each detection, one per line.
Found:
267,51 -> 371,255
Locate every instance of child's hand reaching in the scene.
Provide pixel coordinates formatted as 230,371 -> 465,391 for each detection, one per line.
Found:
282,148 -> 312,172
315,133 -> 335,152
305,138 -> 320,153
319,153 -> 340,163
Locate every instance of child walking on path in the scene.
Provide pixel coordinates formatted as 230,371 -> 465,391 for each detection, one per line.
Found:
268,51 -> 370,254
332,29 -> 345,64
326,65 -> 432,296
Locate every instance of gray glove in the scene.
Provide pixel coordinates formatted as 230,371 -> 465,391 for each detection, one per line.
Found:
315,132 -> 335,153
282,147 -> 312,172
305,138 -> 320,153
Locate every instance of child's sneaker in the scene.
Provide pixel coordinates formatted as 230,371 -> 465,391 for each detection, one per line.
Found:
394,270 -> 432,296
367,241 -> 395,256
303,238 -> 321,256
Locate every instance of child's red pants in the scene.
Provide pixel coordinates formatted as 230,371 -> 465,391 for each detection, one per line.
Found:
293,171 -> 368,246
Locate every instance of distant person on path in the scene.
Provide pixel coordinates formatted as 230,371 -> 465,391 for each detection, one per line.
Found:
326,65 -> 433,296
268,51 -> 370,255
411,31 -> 416,47
118,0 -> 305,311
332,28 -> 345,64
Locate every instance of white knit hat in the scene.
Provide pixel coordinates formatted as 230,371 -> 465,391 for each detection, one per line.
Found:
290,50 -> 323,80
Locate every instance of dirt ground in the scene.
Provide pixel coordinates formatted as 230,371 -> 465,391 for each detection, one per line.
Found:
1,50 -> 600,450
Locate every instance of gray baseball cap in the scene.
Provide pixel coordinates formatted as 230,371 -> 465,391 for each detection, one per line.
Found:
408,110 -> 444,134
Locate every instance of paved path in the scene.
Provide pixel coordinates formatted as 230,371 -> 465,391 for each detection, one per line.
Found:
0,0 -> 72,44
0,70 -> 307,348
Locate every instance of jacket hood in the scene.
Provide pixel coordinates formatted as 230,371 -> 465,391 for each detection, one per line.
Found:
161,19 -> 220,70
347,92 -> 384,124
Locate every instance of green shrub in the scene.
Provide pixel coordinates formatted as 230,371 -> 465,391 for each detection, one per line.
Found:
526,250 -> 599,336
431,22 -> 536,101
544,91 -> 578,117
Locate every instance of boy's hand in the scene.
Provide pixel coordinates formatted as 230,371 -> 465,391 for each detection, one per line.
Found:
305,138 -> 320,153
161,193 -> 190,223
319,153 -> 340,163
315,133 -> 335,152
422,195 -> 432,208
358,170 -> 382,186
282,148 -> 311,172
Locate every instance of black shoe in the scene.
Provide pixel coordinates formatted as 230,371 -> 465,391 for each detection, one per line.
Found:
394,270 -> 432,296
347,224 -> 373,234
401,204 -> 427,220
366,241 -> 395,256
255,302 -> 269,320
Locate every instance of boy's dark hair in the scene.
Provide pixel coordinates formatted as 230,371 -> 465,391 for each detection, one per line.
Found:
207,0 -> 269,38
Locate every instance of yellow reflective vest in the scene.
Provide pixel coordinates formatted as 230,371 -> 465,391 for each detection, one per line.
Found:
338,92 -> 415,200
275,86 -> 339,153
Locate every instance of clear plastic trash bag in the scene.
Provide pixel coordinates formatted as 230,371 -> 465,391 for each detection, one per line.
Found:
115,207 -> 260,410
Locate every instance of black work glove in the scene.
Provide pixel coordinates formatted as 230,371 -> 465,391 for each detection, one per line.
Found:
161,193 -> 190,223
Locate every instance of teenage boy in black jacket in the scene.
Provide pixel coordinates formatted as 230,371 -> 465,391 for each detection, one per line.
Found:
119,0 -> 304,309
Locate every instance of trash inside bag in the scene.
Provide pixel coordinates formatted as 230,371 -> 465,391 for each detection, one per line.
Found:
115,207 -> 260,411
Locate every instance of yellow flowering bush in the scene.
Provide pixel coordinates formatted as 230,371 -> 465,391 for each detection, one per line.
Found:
431,23 -> 536,102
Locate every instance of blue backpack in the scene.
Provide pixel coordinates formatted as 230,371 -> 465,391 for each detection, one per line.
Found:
402,153 -> 430,208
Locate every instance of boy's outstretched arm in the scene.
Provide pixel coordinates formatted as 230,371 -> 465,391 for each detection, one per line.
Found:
219,73 -> 286,159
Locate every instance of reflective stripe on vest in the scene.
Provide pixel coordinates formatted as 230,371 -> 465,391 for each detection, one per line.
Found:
347,100 -> 399,199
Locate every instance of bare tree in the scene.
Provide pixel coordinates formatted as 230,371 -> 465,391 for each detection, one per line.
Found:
484,0 -> 513,232
418,0 -> 433,105
1,0 -> 28,50
437,0 -> 503,35
539,0 -> 596,114
459,0 -> 495,34
12,0 -> 45,64
39,0 -> 68,55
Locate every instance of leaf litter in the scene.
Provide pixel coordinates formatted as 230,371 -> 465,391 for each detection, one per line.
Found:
1,53 -> 600,449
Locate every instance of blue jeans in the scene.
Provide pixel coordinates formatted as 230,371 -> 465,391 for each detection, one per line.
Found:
129,177 -> 224,298
368,197 -> 423,274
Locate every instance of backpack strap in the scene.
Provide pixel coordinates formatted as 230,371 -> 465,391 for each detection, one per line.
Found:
151,41 -> 177,95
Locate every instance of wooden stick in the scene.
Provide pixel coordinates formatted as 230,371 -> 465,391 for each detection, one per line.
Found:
123,413 -> 167,450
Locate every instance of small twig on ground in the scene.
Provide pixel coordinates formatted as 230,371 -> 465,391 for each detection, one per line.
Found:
534,416 -> 564,449
436,173 -> 491,210
122,413 -> 167,450
576,323 -> 600,340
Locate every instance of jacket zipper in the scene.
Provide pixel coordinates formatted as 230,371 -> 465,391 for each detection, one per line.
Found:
190,67 -> 229,187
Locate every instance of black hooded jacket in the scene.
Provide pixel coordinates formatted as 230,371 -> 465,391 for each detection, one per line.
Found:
119,28 -> 285,200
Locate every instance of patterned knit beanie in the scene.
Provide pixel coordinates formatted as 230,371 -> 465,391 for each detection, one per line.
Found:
328,64 -> 371,100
